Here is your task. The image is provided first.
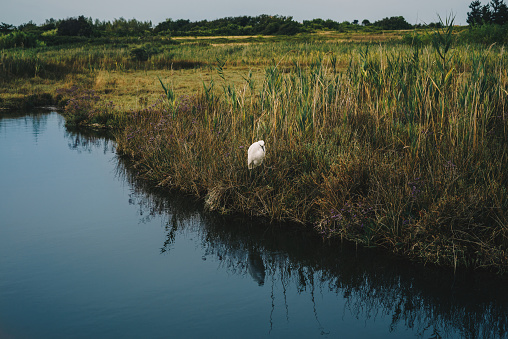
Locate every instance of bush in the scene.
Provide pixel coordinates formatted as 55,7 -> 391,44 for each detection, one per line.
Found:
0,31 -> 39,49
39,35 -> 89,46
401,31 -> 432,46
460,23 -> 508,44
130,44 -> 161,61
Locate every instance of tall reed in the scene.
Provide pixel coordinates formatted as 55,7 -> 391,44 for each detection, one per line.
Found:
60,27 -> 508,272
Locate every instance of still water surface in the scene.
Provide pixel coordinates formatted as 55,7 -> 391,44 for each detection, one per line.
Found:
0,112 -> 507,338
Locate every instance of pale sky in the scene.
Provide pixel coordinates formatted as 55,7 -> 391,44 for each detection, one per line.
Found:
2,0 -> 470,27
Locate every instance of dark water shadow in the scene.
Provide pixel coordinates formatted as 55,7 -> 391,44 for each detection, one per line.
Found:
111,154 -> 508,339
57,113 -> 508,339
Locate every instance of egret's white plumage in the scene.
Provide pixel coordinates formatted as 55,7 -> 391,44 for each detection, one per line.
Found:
247,140 -> 265,169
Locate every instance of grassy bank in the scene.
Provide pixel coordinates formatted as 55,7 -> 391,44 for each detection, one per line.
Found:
113,42 -> 508,273
2,28 -> 507,273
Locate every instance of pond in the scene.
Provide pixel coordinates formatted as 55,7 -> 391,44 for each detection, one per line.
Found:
0,111 -> 507,338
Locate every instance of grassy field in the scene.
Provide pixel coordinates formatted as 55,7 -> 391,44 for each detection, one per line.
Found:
1,27 -> 507,274
0,30 -> 411,109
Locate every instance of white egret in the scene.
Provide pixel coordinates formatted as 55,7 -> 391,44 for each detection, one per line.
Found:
247,140 -> 265,169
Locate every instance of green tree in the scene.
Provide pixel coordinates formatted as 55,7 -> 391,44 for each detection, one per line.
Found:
41,18 -> 57,31
490,0 -> 508,24
467,0 -> 508,25
467,0 -> 484,24
481,4 -> 493,22
373,16 -> 412,30
18,20 -> 38,33
0,22 -> 15,33
58,16 -> 93,37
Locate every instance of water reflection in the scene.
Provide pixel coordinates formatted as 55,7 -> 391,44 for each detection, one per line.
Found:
0,111 -> 49,143
109,150 -> 508,339
65,126 -> 114,154
53,115 -> 508,338
248,249 -> 266,286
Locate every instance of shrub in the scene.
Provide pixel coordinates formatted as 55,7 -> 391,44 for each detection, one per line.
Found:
130,44 -> 161,61
0,31 -> 39,48
460,23 -> 508,44
401,31 -> 432,46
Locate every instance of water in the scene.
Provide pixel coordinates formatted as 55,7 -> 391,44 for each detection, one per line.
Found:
0,111 -> 507,339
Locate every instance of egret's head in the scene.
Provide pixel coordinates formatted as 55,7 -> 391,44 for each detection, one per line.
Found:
258,140 -> 265,152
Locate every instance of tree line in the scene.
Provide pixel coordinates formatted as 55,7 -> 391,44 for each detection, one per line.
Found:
3,1 -> 508,50
0,14 -> 435,49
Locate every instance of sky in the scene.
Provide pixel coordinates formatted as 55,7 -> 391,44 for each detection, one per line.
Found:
2,0 -> 470,27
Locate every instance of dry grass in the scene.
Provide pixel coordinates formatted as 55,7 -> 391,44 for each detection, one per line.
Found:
0,29 -> 410,110
89,66 -> 265,110
173,35 -> 274,40
316,30 -> 406,43
0,62 -> 264,110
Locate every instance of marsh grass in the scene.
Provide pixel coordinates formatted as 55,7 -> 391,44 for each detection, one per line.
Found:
112,34 -> 508,273
0,30 -> 407,110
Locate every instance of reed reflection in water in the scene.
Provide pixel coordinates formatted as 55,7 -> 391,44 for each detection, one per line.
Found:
116,147 -> 508,339
0,112 -> 507,339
